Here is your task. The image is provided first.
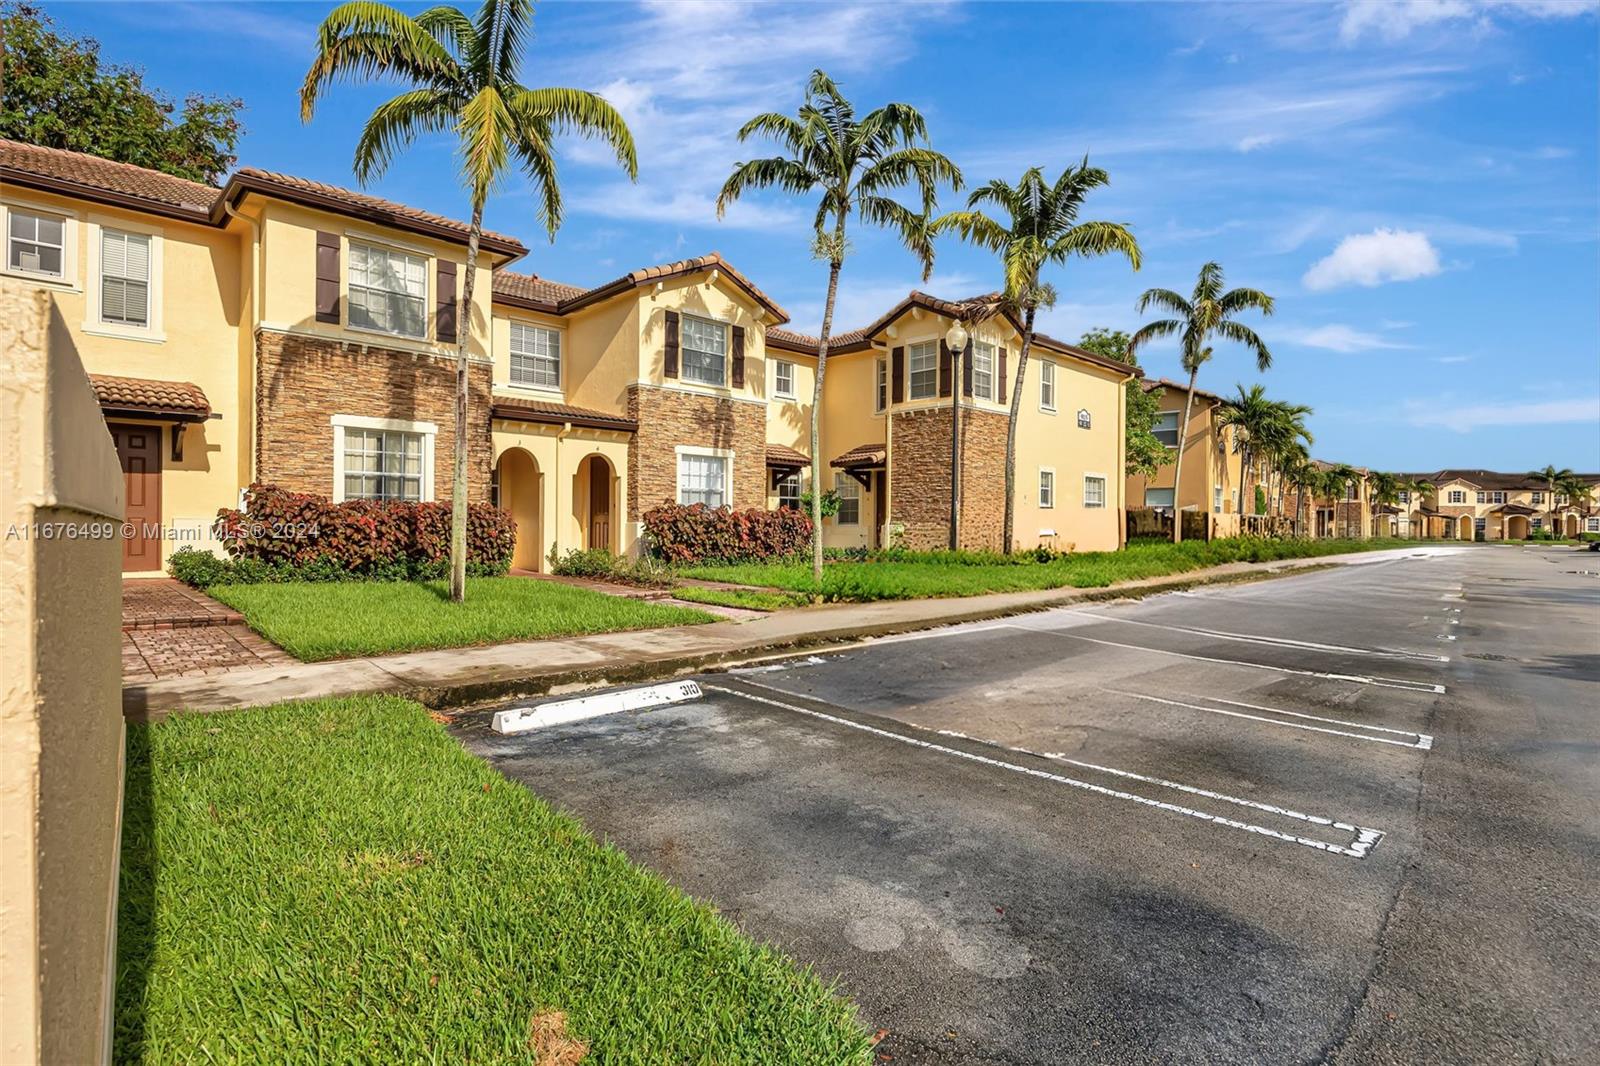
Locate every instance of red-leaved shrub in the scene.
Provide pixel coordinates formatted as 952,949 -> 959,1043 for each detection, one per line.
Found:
214,483 -> 516,575
642,502 -> 812,563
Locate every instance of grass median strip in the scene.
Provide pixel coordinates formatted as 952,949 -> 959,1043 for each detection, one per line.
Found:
671,585 -> 815,611
207,577 -> 716,661
683,538 -> 1419,603
115,695 -> 873,1064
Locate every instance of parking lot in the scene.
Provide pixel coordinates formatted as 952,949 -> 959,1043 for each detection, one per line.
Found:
455,545 -> 1600,1063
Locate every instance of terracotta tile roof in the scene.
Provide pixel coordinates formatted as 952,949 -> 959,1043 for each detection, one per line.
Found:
765,443 -> 810,467
765,326 -> 872,353
831,442 -> 887,468
1493,502 -> 1539,515
1144,377 -> 1226,404
225,168 -> 525,257
489,398 -> 637,433
0,138 -> 219,218
90,374 -> 210,420
1418,468 -> 1600,492
493,253 -> 788,322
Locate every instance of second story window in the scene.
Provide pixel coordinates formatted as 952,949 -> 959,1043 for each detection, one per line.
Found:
348,242 -> 426,338
1448,489 -> 1466,504
773,359 -> 796,399
680,315 -> 726,385
8,210 -> 64,278
874,358 -> 887,412
1489,491 -> 1505,504
1532,491 -> 1543,504
1039,360 -> 1056,411
1398,490 -> 1409,504
908,340 -> 938,400
1152,411 -> 1179,448
510,323 -> 561,389
972,341 -> 996,400
100,229 -> 150,327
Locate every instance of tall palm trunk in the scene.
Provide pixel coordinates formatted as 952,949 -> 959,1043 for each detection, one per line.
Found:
450,200 -> 484,603
810,253 -> 843,582
1547,476 -> 1557,539
1169,368 -> 1199,544
1001,303 -> 1037,553
950,345 -> 961,550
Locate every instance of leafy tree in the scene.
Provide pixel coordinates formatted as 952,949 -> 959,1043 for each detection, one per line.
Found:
1527,464 -> 1574,537
302,0 -> 637,603
1128,262 -> 1273,542
1368,471 -> 1403,535
937,163 -> 1141,551
1079,328 -> 1171,479
718,70 -> 959,579
0,2 -> 243,183
1321,462 -> 1360,538
1405,478 -> 1434,538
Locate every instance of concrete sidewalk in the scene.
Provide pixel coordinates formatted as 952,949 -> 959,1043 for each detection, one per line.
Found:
121,546 -> 1455,720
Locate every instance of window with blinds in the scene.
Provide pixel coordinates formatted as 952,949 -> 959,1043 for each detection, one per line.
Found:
510,323 -> 561,388
348,241 -> 427,338
678,453 -> 728,507
342,428 -> 424,501
101,229 -> 151,326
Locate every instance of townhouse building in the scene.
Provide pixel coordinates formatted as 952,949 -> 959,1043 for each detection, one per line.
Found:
1124,378 -> 1246,525
1400,470 -> 1600,541
2,139 -> 1133,575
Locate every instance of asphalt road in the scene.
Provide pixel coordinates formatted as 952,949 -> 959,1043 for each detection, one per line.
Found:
454,544 -> 1600,1064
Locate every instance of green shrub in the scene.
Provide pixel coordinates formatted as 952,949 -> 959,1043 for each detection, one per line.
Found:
549,546 -> 619,578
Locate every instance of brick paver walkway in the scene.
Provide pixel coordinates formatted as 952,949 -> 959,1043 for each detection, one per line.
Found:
121,579 -> 292,682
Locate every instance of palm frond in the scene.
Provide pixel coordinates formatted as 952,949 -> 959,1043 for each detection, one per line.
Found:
1135,287 -> 1191,316
1127,318 -> 1181,356
507,85 -> 637,177
301,2 -> 459,121
1214,318 -> 1273,371
353,87 -> 457,183
859,195 -> 935,280
1052,220 -> 1141,270
715,157 -> 820,218
458,85 -> 512,199
1218,285 -> 1275,316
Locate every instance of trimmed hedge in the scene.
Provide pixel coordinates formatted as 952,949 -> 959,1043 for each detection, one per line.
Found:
642,502 -> 812,564
170,483 -> 516,587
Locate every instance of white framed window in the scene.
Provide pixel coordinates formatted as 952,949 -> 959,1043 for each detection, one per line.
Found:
677,446 -> 730,507
1448,490 -> 1466,504
1084,474 -> 1107,509
1475,491 -> 1486,504
510,322 -> 562,389
775,470 -> 801,510
1489,491 -> 1506,504
1532,491 -> 1543,504
1398,490 -> 1410,504
1587,517 -> 1599,533
874,358 -> 888,412
348,240 -> 427,338
1152,411 -> 1180,448
773,359 -> 796,399
1146,487 -> 1176,509
908,340 -> 938,400
1039,360 -> 1056,412
100,229 -> 151,327
331,414 -> 436,503
1213,484 -> 1223,513
1531,517 -> 1543,531
680,314 -> 727,386
1039,468 -> 1055,509
971,341 -> 996,400
834,472 -> 860,524
7,208 -> 66,278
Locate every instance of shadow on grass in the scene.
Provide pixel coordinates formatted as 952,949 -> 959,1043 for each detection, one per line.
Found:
113,724 -> 156,1064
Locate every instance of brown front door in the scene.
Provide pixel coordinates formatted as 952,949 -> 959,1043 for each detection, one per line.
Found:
873,470 -> 887,548
109,422 -> 162,571
588,460 -> 610,551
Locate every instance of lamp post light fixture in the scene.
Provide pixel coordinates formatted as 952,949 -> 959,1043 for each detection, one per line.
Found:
944,321 -> 970,550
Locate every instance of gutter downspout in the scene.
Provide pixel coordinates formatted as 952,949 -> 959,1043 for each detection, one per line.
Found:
222,197 -> 264,487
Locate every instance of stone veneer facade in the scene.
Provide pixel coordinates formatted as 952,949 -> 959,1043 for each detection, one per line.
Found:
890,405 -> 1009,551
625,384 -> 766,520
255,329 -> 493,502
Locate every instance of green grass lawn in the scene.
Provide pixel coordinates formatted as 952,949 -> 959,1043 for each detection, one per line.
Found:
116,696 -> 872,1065
671,585 -> 815,611
208,577 -> 715,661
682,537 -> 1416,603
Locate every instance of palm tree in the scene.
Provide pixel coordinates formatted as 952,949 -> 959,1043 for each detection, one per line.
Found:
1128,263 -> 1273,542
1369,471 -> 1402,538
1405,477 -> 1434,538
1216,386 -> 1311,523
1284,457 -> 1319,537
718,70 -> 959,580
936,162 -> 1140,551
1527,464 -> 1573,538
1556,472 -> 1592,539
1322,463 -> 1359,538
301,0 -> 637,602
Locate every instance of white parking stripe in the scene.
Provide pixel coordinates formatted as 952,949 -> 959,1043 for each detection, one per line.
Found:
1203,696 -> 1433,748
709,682 -> 1386,860
1012,624 -> 1446,694
1109,690 -> 1433,750
1073,611 -> 1449,662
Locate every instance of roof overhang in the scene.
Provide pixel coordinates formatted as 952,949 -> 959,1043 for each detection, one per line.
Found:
831,443 -> 887,469
490,400 -> 637,434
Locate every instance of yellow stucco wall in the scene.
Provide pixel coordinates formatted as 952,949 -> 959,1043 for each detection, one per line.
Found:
1126,389 -> 1242,515
1,286 -> 125,1066
1011,353 -> 1127,552
491,424 -> 632,565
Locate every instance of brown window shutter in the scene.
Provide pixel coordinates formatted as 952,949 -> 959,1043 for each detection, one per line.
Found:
436,260 -> 458,343
664,310 -> 680,378
962,340 -> 974,397
731,325 -> 746,387
998,347 -> 1008,404
315,231 -> 340,323
891,346 -> 905,404
939,340 -> 952,397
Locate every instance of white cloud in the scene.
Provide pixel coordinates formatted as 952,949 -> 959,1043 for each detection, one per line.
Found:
1303,228 -> 1442,290
1433,354 -> 1473,364
1405,397 -> 1600,430
1237,134 -> 1276,153
784,271 -> 987,336
1339,0 -> 1598,43
1284,324 -> 1415,352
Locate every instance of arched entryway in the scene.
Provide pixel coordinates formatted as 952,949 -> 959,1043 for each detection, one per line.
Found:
1506,514 -> 1530,540
574,453 -> 617,553
495,448 -> 543,571
1409,510 -> 1428,539
1564,513 -> 1580,538
1456,514 -> 1473,541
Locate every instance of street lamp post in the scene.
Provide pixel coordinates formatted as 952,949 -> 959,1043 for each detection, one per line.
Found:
944,321 -> 969,551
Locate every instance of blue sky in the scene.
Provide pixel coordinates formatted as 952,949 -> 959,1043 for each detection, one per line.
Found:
51,0 -> 1600,471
